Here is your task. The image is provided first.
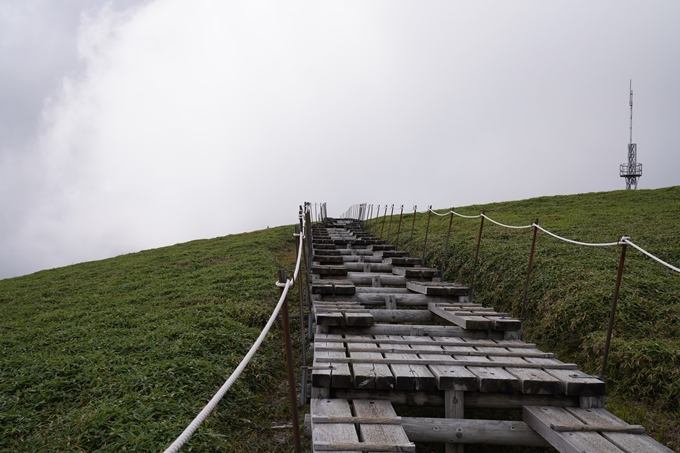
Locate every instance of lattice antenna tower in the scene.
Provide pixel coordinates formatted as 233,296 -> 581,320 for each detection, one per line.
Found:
620,80 -> 642,189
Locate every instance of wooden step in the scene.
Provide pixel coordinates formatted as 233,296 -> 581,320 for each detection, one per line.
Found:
311,399 -> 414,453
428,302 -> 523,331
312,279 -> 356,295
310,265 -> 348,276
523,406 -> 673,453
406,281 -> 470,296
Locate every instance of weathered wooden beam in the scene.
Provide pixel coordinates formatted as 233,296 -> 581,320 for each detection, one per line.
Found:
328,323 -> 504,339
331,389 -> 579,409
306,415 -> 551,447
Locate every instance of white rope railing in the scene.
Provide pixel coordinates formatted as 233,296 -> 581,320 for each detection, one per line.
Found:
532,224 -> 620,247
481,213 -> 533,229
163,208 -> 307,453
363,203 -> 679,273
622,238 -> 680,274
428,209 -> 450,217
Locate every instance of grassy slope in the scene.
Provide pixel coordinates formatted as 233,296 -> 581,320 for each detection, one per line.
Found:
1,186 -> 678,452
0,226 -> 307,452
371,186 -> 679,451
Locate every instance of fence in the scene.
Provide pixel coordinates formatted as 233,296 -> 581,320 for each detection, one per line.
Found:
162,202 -> 327,453
344,202 -> 679,380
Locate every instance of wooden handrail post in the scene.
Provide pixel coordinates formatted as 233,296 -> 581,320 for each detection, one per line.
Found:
469,211 -> 486,301
521,218 -> 539,320
601,239 -> 628,380
278,269 -> 302,453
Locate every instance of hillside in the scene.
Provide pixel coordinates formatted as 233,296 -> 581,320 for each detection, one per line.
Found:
1,186 -> 679,452
0,226 -> 307,452
380,186 -> 679,450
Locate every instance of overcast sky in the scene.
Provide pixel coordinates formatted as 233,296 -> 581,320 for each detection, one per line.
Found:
1,1 -> 679,279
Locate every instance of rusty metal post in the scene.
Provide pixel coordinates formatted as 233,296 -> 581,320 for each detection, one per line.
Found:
601,239 -> 628,380
409,205 -> 417,256
366,204 -> 373,233
295,226 -> 308,405
422,206 -> 432,261
386,204 -> 395,242
469,211 -> 486,300
278,269 -> 302,453
394,205 -> 404,250
521,218 -> 539,320
380,204 -> 387,238
372,205 -> 380,235
440,208 -> 455,280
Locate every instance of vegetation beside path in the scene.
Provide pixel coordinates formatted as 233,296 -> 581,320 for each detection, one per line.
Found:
385,186 -> 678,451
0,226 -> 307,452
1,186 -> 678,451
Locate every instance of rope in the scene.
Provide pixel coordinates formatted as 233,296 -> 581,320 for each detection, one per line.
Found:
163,281 -> 291,453
533,224 -> 619,247
428,209 -> 450,217
163,209 -> 307,453
481,213 -> 533,229
451,211 -> 482,219
622,238 -> 680,274
428,208 -> 481,219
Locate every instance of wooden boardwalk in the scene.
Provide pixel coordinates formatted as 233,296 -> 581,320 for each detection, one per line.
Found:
304,219 -> 672,452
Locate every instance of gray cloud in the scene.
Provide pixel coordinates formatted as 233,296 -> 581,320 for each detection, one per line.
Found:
1,0 -> 679,279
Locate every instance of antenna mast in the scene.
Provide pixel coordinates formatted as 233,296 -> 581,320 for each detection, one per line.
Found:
620,80 -> 642,189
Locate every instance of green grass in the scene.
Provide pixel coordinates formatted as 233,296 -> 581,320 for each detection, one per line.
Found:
0,226 -> 307,452
1,186 -> 678,452
370,186 -> 680,451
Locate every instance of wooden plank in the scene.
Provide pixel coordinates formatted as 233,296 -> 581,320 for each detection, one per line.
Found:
418,352 -> 479,391
316,334 -> 537,349
445,389 -> 464,453
429,302 -> 494,330
344,312 -> 374,327
348,273 -> 407,286
544,368 -> 605,396
332,389 -> 579,408
330,323 -> 503,339
384,349 -> 437,391
523,406 -> 626,453
314,356 -> 578,370
313,337 -> 352,388
391,267 -> 439,279
311,398 -> 358,453
317,312 -> 345,326
400,417 -> 549,446
353,400 -> 413,451
348,338 -> 394,390
564,408 -> 674,452
466,357 -> 520,393
505,367 -> 562,395
407,281 -> 470,296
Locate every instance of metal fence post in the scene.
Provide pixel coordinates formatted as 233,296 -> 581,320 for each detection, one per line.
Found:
373,205 -> 380,235
386,204 -> 395,241
380,204 -> 388,238
409,205 -> 417,256
277,269 -> 301,453
601,238 -> 628,380
422,206 -> 432,261
295,225 -> 307,405
469,211 -> 486,300
394,205 -> 404,250
440,208 -> 454,279
521,218 -> 539,320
